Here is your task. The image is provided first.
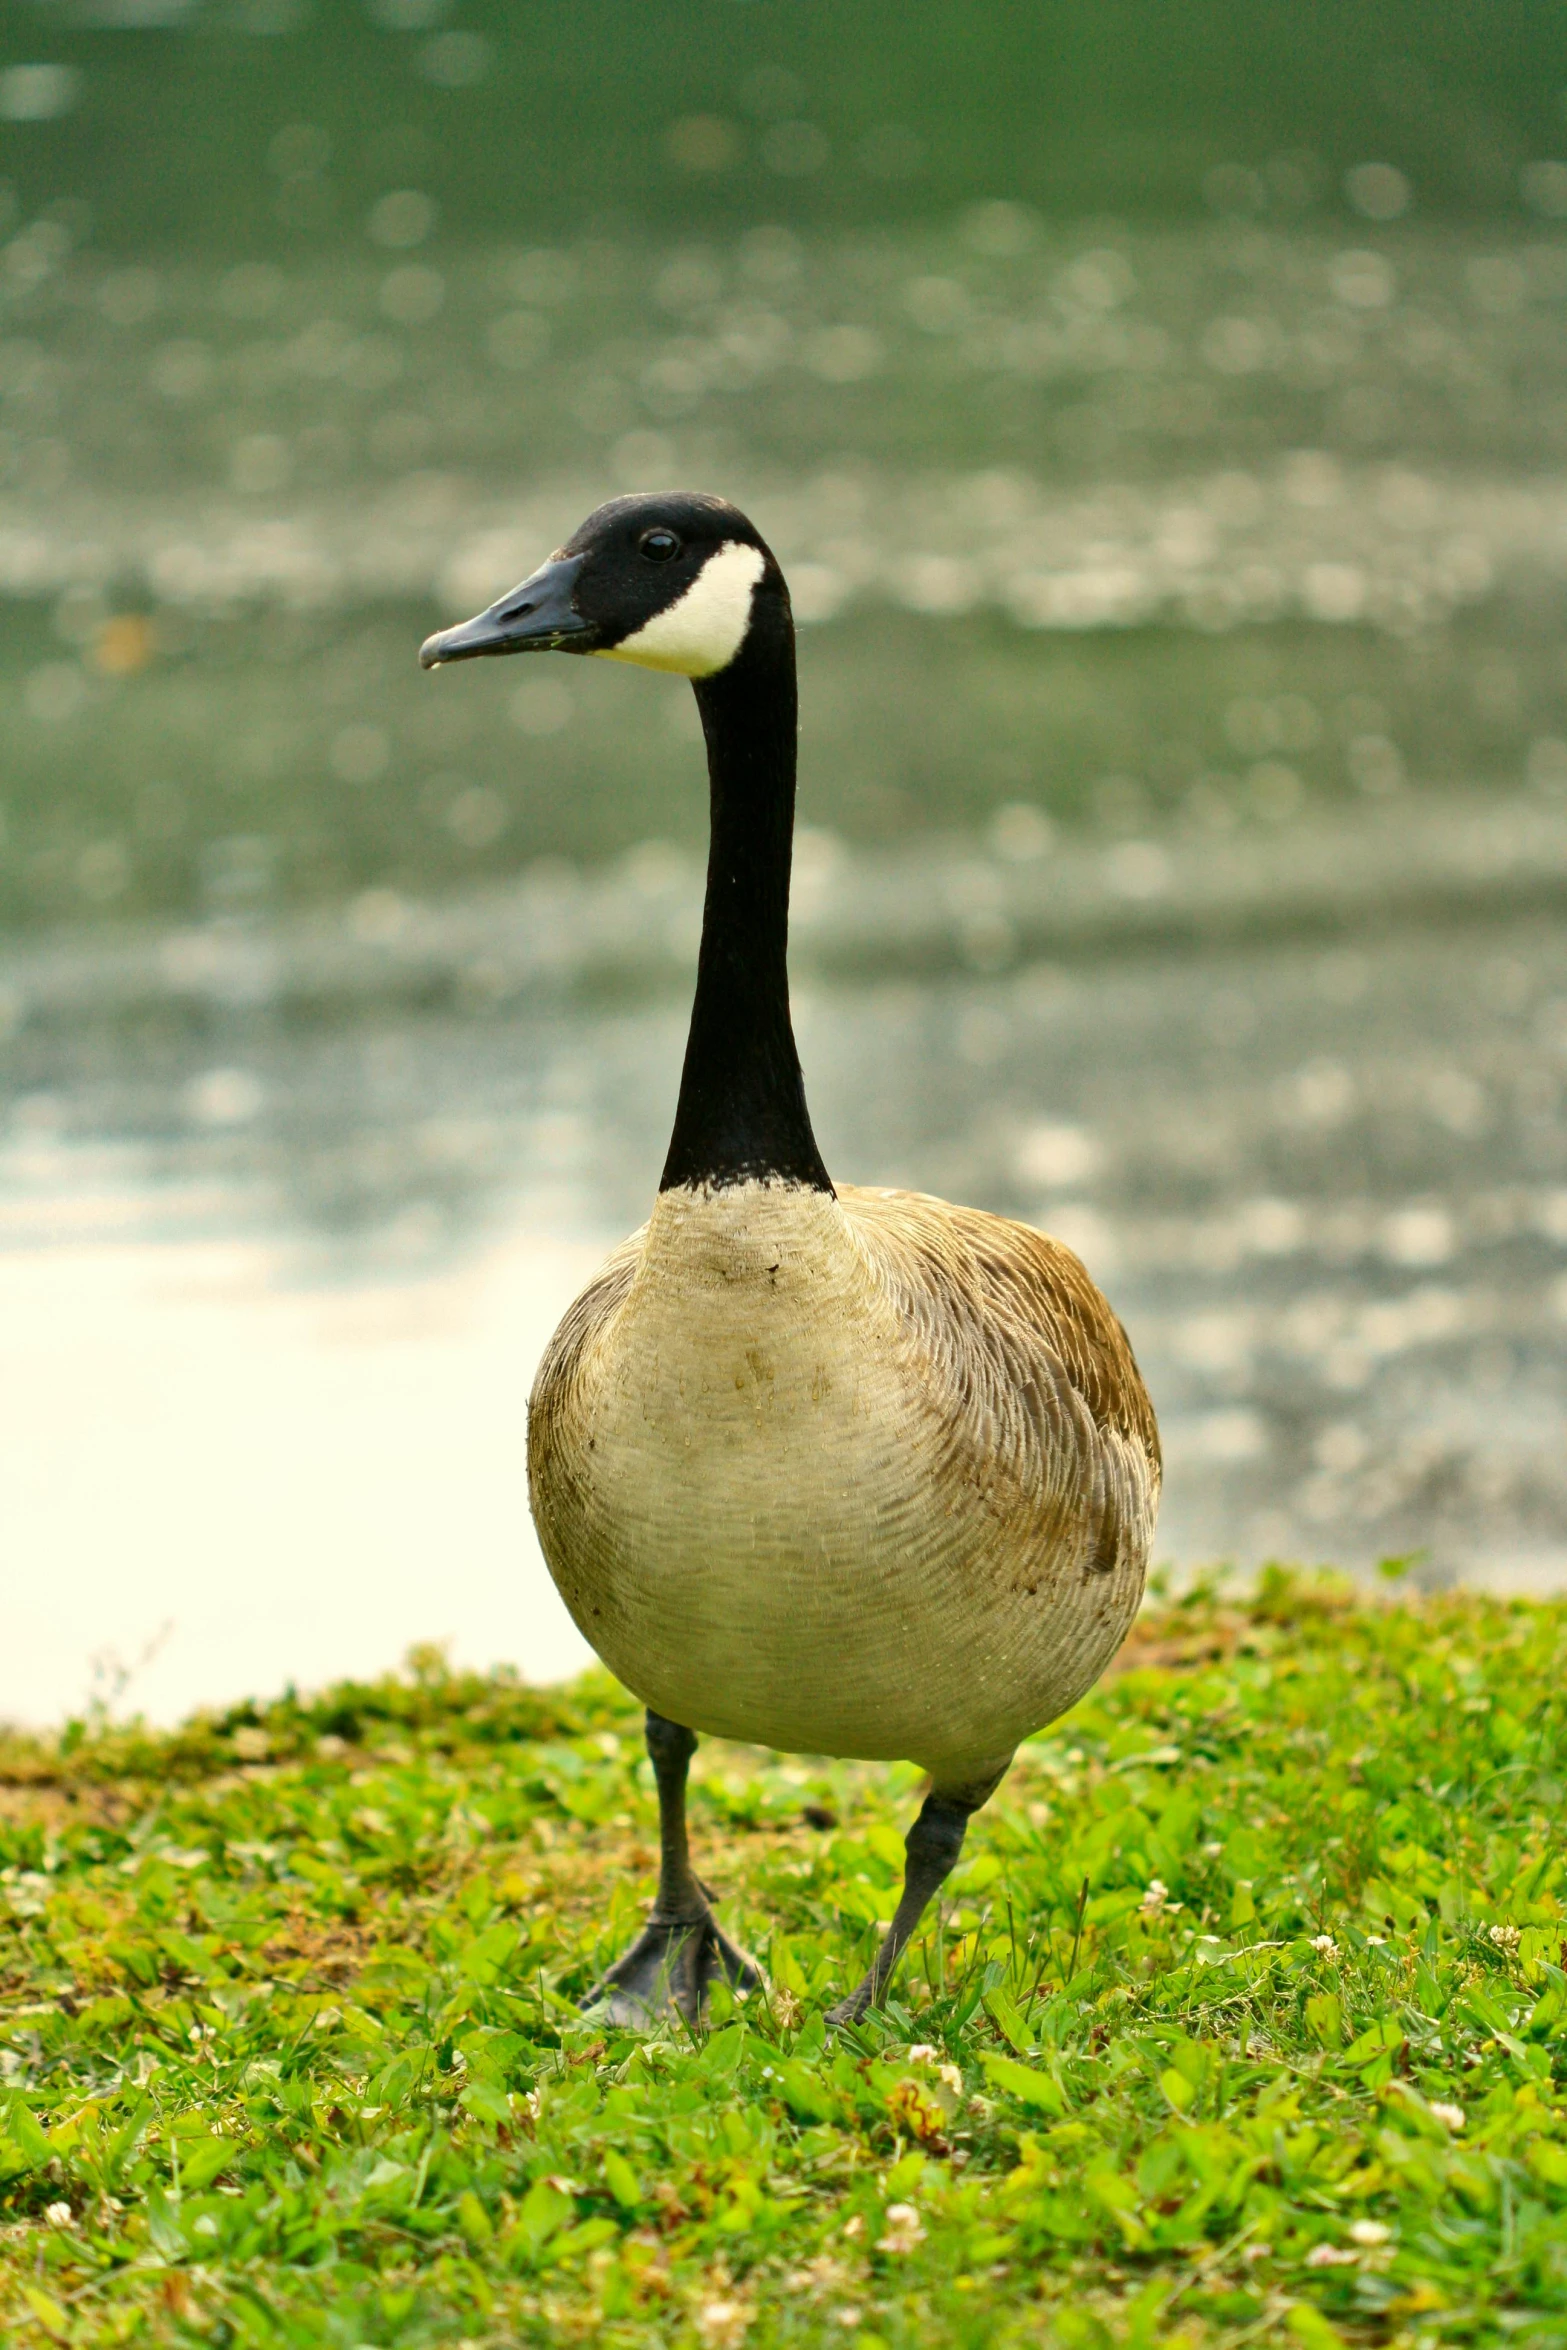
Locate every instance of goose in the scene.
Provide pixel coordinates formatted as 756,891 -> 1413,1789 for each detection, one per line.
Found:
420,492 -> 1160,2027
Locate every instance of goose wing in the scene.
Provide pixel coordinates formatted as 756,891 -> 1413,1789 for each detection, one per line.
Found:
838,1185 -> 1161,1581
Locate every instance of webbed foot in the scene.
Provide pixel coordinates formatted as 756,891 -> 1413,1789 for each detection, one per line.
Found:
823,1768 -> 1013,2031
583,1909 -> 761,2028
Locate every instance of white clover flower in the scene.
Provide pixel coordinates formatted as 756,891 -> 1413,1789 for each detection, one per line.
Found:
877,2202 -> 926,2253
1430,2101 -> 1466,2131
1488,1923 -> 1522,1954
1140,1878 -> 1169,1917
1310,1934 -> 1339,1957
1350,2220 -> 1392,2246
44,2202 -> 72,2229
695,2297 -> 752,2347
1305,2243 -> 1358,2267
908,2040 -> 962,2089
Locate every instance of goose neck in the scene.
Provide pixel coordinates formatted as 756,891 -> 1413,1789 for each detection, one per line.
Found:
658,627 -> 831,1194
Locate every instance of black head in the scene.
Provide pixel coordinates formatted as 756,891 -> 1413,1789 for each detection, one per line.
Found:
419,491 -> 788,676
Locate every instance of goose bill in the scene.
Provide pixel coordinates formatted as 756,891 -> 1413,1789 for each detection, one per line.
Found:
419,553 -> 591,667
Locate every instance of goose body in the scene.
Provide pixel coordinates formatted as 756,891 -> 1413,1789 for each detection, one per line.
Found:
420,489 -> 1160,2023
530,1179 -> 1156,1782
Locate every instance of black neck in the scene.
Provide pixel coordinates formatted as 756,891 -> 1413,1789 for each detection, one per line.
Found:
658,609 -> 832,1194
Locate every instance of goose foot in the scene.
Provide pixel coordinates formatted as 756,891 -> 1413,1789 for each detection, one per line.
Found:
823,1763 -> 1014,2032
582,1910 -> 761,2028
582,1710 -> 764,2027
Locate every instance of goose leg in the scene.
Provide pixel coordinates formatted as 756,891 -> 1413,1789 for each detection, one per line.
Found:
582,1710 -> 760,2027
826,1757 -> 1012,2028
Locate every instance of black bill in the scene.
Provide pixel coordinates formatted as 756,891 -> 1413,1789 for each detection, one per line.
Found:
419,553 -> 591,668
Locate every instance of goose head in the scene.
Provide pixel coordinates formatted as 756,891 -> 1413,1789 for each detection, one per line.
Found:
419,491 -> 786,680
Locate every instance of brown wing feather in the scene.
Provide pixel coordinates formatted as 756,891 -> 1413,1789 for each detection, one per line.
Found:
838,1185 -> 1161,1578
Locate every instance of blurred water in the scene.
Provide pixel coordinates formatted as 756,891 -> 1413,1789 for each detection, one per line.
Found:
4,35 -> 1567,1718
10,215 -> 1567,920
5,791 -> 1567,1722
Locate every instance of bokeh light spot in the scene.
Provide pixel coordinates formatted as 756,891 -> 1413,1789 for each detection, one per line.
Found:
738,67 -> 805,120
0,65 -> 81,123
446,785 -> 507,847
24,663 -> 86,723
186,1067 -> 266,1128
230,434 -> 292,494
859,125 -> 925,181
218,262 -> 284,319
1345,162 -> 1411,221
665,116 -> 739,174
761,121 -> 828,177
268,123 -> 330,177
98,268 -> 161,326
93,615 -> 157,678
1329,249 -> 1397,308
802,324 -> 881,382
369,189 -> 436,249
963,201 -> 1038,257
418,30 -> 490,85
331,724 -> 392,783
367,0 -> 450,25
76,839 -> 130,903
1521,160 -> 1567,218
509,678 -> 574,737
485,309 -> 550,371
379,264 -> 444,325
989,803 -> 1054,863
738,225 -> 802,288
149,340 -> 216,400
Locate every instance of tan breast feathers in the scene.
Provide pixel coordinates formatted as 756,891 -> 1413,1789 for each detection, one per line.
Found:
526,1181 -> 1160,1773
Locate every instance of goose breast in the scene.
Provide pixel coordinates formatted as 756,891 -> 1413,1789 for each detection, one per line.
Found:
527,1179 -> 1160,1780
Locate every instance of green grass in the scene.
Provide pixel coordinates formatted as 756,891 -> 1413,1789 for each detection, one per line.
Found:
3,1570 -> 1566,2348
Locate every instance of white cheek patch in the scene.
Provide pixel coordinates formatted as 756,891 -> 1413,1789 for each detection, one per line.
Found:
595,540 -> 766,677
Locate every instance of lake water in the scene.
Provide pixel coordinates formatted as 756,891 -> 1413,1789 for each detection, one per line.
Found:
5,144 -> 1567,1719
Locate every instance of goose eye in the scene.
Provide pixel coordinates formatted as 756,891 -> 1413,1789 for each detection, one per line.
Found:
639,529 -> 680,563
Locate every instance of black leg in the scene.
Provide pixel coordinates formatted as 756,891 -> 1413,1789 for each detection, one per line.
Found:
826,1755 -> 1012,2028
581,1710 -> 760,2027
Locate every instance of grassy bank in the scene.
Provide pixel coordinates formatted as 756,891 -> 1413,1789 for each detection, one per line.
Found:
1,1572 -> 1565,2348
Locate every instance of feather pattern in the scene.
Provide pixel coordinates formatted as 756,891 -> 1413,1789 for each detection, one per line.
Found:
528,1179 -> 1160,1783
